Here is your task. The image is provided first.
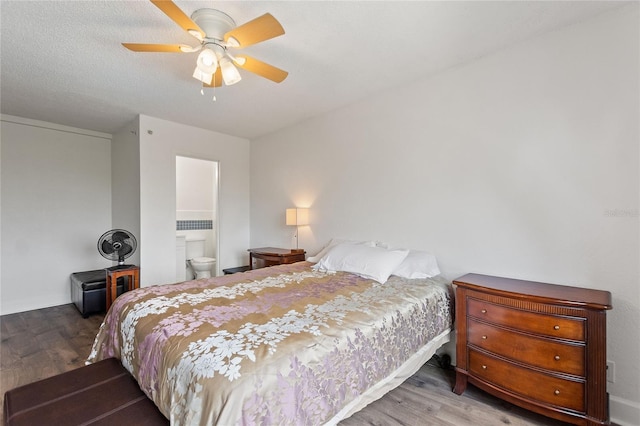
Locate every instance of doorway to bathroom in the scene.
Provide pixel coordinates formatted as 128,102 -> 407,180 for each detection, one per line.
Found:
175,156 -> 219,282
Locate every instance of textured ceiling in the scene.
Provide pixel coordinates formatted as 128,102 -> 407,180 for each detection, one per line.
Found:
0,1 -> 626,139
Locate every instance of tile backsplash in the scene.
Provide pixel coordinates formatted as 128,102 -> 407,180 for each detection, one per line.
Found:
176,220 -> 213,231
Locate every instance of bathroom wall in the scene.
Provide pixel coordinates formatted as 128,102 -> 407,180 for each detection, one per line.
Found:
176,156 -> 218,278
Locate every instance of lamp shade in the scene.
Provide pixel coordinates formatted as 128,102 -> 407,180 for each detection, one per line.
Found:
286,208 -> 309,226
220,57 -> 242,86
196,48 -> 218,74
192,67 -> 214,84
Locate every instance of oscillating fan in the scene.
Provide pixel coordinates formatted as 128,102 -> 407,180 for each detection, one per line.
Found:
97,229 -> 137,269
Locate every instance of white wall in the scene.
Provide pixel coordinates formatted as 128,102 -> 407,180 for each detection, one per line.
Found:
139,115 -> 250,286
111,117 -> 141,265
250,5 -> 639,424
0,115 -> 113,314
0,113 -> 250,310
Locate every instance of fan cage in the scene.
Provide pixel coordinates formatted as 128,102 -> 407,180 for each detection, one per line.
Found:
97,229 -> 137,268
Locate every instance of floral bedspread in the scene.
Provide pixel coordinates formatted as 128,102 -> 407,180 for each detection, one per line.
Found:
88,262 -> 453,425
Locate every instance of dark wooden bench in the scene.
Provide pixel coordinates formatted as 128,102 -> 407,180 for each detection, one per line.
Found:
3,358 -> 168,426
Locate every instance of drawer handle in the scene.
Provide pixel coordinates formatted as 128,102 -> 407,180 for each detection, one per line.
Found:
482,365 -> 487,369
554,389 -> 560,395
553,325 -> 560,330
554,355 -> 561,361
481,309 -> 487,314
482,335 -> 487,340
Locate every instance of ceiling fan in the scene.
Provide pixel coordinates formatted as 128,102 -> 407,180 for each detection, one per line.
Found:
122,0 -> 288,88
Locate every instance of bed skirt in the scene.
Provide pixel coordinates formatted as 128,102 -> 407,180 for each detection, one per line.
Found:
326,328 -> 451,424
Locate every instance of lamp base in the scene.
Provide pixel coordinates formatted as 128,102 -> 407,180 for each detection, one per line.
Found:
290,248 -> 305,254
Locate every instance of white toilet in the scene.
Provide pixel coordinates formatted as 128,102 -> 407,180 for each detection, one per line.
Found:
185,238 -> 216,279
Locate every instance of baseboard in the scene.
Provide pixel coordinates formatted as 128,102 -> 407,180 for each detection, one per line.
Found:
0,297 -> 70,316
610,394 -> 640,426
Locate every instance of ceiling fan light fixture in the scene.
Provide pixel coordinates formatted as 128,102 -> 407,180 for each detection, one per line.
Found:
192,67 -> 213,85
196,48 -> 218,74
220,57 -> 242,86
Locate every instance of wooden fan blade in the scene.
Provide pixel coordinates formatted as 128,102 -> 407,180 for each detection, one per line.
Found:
236,55 -> 288,83
203,68 -> 223,88
122,43 -> 187,52
224,13 -> 284,48
150,0 -> 205,39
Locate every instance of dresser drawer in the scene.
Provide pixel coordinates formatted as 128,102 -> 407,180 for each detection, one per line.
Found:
468,298 -> 585,341
469,349 -> 585,412
468,320 -> 585,376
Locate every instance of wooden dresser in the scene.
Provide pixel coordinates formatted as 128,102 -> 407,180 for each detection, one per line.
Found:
453,273 -> 612,426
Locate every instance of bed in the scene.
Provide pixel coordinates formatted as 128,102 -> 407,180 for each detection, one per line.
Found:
88,254 -> 453,425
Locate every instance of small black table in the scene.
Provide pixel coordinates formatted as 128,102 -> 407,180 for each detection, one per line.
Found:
222,266 -> 251,275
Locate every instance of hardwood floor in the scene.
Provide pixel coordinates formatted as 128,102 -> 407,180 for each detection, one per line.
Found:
1,304 -> 577,425
0,304 -> 103,396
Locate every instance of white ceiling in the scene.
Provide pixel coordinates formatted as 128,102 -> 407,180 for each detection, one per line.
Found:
0,1 -> 626,139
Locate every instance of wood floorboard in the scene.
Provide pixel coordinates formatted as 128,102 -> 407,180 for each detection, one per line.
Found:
0,304 -> 594,425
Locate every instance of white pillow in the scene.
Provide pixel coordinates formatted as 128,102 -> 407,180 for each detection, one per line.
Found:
392,250 -> 440,279
374,241 -> 391,249
307,238 -> 376,263
313,244 -> 409,283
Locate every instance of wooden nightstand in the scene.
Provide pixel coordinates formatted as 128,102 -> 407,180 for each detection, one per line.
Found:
247,247 -> 306,270
452,273 -> 612,426
105,265 -> 139,311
